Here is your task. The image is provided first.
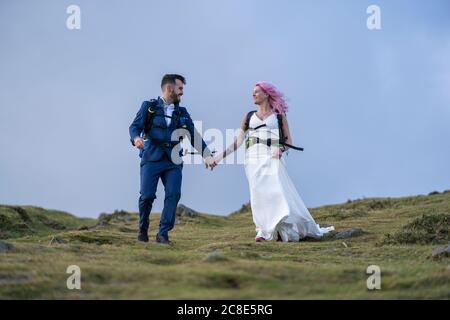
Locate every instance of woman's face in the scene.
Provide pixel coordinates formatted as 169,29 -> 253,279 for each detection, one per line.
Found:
253,86 -> 268,105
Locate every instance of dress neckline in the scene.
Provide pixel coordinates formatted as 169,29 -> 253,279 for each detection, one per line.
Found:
254,112 -> 275,122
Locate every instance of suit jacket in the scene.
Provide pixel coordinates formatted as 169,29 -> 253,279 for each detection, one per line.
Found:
129,97 -> 211,164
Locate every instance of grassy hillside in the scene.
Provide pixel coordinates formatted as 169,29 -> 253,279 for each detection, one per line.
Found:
0,191 -> 449,299
0,205 -> 96,239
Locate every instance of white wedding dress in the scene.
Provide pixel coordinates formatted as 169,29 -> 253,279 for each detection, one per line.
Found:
244,113 -> 334,241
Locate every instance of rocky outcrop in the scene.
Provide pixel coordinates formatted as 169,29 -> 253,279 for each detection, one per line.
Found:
176,204 -> 199,218
334,228 -> 365,239
429,245 -> 450,260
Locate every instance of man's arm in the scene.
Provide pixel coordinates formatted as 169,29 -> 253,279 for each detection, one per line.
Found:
129,101 -> 149,147
183,108 -> 212,159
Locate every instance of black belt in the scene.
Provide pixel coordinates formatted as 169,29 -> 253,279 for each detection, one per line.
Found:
246,137 -> 279,148
246,137 -> 304,151
150,139 -> 179,148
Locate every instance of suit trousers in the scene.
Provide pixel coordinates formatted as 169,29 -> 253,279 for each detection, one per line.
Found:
138,154 -> 182,237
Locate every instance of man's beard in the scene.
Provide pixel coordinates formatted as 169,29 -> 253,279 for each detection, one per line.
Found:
171,92 -> 180,104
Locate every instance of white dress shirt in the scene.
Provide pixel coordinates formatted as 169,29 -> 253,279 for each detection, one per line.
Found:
160,97 -> 175,126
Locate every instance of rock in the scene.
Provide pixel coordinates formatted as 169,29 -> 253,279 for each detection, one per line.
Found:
49,236 -> 67,245
0,240 -> 13,252
429,246 -> 450,260
98,220 -> 109,227
98,210 -> 133,224
334,228 -> 365,240
230,202 -> 251,215
113,214 -> 133,222
176,204 -> 198,218
204,250 -> 227,262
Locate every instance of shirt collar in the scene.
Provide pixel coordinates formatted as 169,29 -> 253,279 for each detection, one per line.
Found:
160,96 -> 175,109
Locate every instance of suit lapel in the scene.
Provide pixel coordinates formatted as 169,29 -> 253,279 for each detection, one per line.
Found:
156,97 -> 168,128
169,103 -> 180,129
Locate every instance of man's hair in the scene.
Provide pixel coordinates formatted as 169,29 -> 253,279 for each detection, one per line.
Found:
161,74 -> 186,88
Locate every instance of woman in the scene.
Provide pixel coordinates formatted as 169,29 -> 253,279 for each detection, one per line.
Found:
214,81 -> 334,242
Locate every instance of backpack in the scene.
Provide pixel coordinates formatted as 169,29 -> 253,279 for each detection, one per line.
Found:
244,110 -> 304,151
143,99 -> 187,137
143,99 -> 158,136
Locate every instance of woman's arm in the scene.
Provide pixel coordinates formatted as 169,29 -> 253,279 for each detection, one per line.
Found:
281,114 -> 293,150
215,113 -> 248,162
273,114 -> 294,158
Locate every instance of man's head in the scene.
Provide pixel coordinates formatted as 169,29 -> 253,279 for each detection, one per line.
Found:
161,74 -> 186,104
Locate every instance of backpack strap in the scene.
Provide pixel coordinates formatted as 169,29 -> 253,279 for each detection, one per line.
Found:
244,110 -> 257,131
143,99 -> 158,138
171,104 -> 182,128
244,110 -> 304,151
251,124 -> 267,131
277,113 -> 304,152
171,105 -> 185,142
277,114 -> 285,144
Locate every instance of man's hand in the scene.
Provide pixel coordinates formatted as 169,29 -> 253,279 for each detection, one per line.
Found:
204,156 -> 217,171
134,137 -> 145,150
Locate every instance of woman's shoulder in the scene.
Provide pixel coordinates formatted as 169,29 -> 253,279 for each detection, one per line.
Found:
240,110 -> 256,121
240,110 -> 257,130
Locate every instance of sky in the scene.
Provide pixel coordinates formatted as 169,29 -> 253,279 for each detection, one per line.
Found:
1,0 -> 449,218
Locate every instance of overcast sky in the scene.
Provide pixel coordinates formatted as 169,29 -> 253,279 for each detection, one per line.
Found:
1,0 -> 449,218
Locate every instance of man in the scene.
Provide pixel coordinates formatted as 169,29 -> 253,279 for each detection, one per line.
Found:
129,74 -> 216,245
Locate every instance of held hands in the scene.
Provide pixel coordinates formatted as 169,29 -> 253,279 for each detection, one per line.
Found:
204,156 -> 217,171
134,138 -> 219,171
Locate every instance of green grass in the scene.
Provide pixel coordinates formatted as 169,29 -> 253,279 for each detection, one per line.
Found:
0,191 -> 449,299
0,205 -> 96,239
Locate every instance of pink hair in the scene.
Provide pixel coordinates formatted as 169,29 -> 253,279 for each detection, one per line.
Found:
255,81 -> 288,115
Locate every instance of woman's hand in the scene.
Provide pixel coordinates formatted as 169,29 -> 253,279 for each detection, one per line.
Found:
272,148 -> 283,159
204,156 -> 217,171
214,153 -> 223,164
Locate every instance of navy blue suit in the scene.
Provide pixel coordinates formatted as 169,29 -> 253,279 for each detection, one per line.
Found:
129,97 -> 211,237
